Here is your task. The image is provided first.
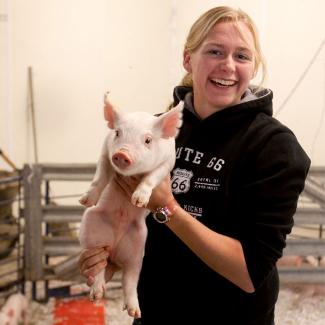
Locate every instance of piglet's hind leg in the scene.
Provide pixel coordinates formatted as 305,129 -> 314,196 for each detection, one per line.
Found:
89,269 -> 106,301
122,263 -> 142,319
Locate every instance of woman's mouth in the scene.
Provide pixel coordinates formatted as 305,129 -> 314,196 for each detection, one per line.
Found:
210,78 -> 237,87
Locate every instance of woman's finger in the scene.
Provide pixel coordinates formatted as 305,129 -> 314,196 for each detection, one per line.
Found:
86,275 -> 95,287
78,246 -> 108,264
105,263 -> 121,282
85,261 -> 120,287
80,252 -> 109,273
114,175 -> 138,198
78,247 -> 109,271
82,260 -> 107,278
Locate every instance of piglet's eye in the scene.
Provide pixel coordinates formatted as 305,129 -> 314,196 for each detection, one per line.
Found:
115,130 -> 120,137
145,136 -> 152,145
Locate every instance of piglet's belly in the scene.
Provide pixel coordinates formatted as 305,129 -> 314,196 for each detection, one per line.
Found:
79,204 -> 147,265
79,209 -> 115,248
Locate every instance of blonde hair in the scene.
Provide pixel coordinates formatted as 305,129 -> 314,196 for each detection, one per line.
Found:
180,6 -> 266,88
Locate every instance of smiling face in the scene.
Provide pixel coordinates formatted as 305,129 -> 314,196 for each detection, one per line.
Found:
183,21 -> 256,119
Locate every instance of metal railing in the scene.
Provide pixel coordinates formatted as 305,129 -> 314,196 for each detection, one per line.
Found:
0,171 -> 25,302
21,163 -> 325,299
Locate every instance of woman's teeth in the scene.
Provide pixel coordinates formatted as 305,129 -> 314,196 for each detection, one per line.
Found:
211,79 -> 236,87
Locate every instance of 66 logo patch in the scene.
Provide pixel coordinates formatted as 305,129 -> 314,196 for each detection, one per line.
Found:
171,168 -> 193,194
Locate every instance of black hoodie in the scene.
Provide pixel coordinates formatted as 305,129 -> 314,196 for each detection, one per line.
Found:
136,86 -> 311,325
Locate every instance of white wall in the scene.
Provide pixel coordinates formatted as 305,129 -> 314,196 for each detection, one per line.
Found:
0,0 -> 171,168
1,0 -> 324,170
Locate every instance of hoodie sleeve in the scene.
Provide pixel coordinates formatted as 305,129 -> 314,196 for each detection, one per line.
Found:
235,131 -> 311,290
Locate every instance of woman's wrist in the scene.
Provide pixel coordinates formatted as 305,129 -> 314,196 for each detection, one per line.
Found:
151,198 -> 180,224
165,199 -> 179,216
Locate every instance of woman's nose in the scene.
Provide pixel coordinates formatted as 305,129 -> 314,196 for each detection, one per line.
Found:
220,55 -> 235,73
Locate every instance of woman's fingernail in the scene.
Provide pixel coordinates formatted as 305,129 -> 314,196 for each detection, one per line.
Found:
87,276 -> 94,286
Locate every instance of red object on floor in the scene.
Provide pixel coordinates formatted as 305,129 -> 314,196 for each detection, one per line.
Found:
54,297 -> 105,325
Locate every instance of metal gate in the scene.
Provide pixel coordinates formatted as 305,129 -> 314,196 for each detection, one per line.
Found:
0,170 -> 25,304
21,163 -> 325,301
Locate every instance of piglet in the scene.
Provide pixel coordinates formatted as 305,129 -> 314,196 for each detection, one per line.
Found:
0,293 -> 28,325
79,93 -> 183,319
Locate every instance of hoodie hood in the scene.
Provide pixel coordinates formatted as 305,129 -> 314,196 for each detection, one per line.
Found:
172,86 -> 273,121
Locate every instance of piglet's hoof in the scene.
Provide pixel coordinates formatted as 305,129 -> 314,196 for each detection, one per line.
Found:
131,190 -> 150,208
123,304 -> 141,319
89,285 -> 106,302
79,193 -> 96,207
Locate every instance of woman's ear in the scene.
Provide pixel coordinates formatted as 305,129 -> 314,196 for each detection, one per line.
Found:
183,50 -> 192,73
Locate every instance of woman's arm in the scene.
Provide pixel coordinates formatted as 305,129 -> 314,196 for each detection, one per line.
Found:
166,206 -> 255,292
147,177 -> 255,293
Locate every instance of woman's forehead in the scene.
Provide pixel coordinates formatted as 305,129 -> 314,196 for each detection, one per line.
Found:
205,21 -> 255,50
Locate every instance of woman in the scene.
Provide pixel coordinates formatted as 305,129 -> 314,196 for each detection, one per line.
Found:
79,6 -> 310,324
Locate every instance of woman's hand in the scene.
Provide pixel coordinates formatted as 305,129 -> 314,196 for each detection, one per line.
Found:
78,246 -> 120,286
147,176 -> 175,211
114,174 -> 175,211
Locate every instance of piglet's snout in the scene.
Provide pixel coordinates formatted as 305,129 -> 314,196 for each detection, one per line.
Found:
112,150 -> 132,169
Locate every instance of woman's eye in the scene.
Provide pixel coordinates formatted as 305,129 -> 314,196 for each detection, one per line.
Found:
208,49 -> 222,56
237,53 -> 251,61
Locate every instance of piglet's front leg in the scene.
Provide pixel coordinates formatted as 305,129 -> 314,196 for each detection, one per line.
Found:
80,149 -> 112,207
131,162 -> 172,207
80,187 -> 102,207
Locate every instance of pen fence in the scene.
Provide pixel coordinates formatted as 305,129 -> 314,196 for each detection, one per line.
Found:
278,166 -> 325,282
14,163 -> 325,301
0,170 -> 25,305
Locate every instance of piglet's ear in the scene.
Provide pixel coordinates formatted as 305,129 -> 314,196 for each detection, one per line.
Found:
155,101 -> 184,138
103,92 -> 118,129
